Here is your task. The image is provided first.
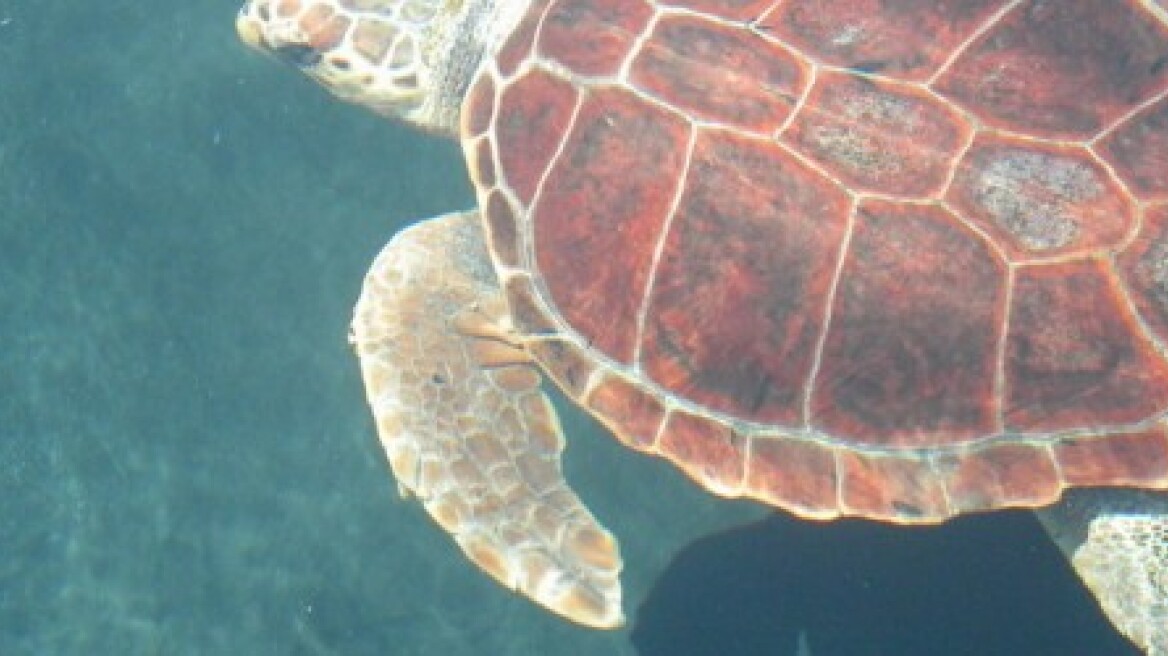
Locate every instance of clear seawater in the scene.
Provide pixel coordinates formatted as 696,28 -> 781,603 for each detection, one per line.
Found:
0,1 -> 1142,654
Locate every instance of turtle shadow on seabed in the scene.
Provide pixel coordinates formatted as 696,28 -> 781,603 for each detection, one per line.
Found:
631,511 -> 1140,656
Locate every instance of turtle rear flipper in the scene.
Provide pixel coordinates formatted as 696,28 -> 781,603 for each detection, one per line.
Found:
350,210 -> 623,628
1037,490 -> 1168,655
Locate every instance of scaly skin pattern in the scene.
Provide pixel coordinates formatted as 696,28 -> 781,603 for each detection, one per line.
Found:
350,211 -> 623,628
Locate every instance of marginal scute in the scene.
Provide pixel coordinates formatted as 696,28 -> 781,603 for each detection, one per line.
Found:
745,436 -> 840,518
936,441 -> 1062,513
1054,428 -> 1168,488
470,138 -> 496,188
630,14 -> 807,134
946,133 -> 1133,259
933,0 -> 1168,139
462,69 -> 495,138
1005,260 -> 1168,432
838,450 -> 950,520
585,373 -> 666,451
502,273 -> 557,335
657,410 -> 745,495
527,337 -> 597,399
782,70 -> 968,196
484,190 -> 519,268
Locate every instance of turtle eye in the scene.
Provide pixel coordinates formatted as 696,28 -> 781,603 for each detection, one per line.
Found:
274,43 -> 322,68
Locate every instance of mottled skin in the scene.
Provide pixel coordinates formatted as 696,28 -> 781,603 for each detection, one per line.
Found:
237,0 -> 1168,651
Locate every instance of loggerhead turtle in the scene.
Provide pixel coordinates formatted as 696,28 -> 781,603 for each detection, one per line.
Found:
236,0 -> 1168,650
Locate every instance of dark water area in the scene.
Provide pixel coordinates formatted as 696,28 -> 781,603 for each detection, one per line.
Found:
635,512 -> 1138,656
0,1 -> 1148,654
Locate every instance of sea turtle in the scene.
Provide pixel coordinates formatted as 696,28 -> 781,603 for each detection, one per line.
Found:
236,0 -> 1168,650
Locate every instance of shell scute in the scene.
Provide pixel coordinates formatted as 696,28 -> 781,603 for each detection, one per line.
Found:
641,129 -> 850,425
585,372 -> 666,451
538,0 -> 653,77
1118,204 -> 1168,347
937,441 -> 1063,513
1098,95 -> 1168,203
946,134 -> 1135,260
534,87 -> 690,363
810,200 -> 1006,445
838,449 -> 950,520
782,70 -> 968,196
761,0 -> 1007,80
495,71 -> 578,204
745,436 -> 840,518
934,0 -> 1168,139
630,14 -> 808,134
1005,260 -> 1168,432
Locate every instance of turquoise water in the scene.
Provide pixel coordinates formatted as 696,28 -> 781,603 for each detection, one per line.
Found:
0,1 -> 1142,654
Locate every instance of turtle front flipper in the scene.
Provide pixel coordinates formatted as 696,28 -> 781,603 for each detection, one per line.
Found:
350,210 -> 623,629
1036,490 -> 1167,655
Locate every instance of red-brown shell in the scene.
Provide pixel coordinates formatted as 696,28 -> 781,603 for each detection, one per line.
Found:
463,0 -> 1168,522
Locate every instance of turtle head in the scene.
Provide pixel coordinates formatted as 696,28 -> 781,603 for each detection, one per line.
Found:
236,0 -> 491,136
